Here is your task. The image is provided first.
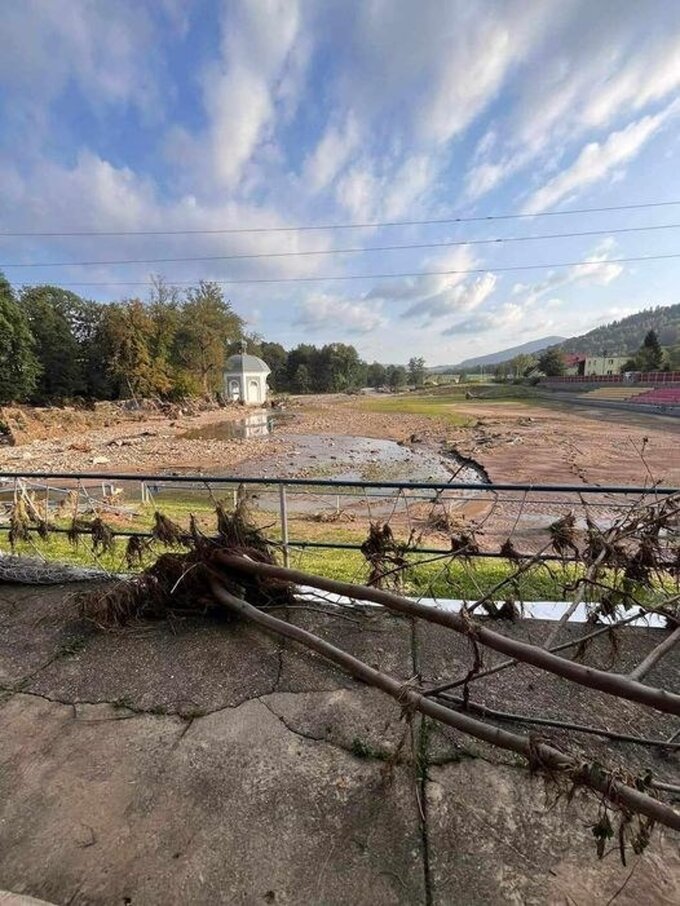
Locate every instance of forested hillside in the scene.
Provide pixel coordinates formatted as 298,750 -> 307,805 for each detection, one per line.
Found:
560,304 -> 680,356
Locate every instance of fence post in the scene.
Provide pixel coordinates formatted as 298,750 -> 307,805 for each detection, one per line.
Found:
279,482 -> 290,567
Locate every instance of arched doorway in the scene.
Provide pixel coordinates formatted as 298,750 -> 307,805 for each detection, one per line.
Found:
229,379 -> 240,402
248,378 -> 260,404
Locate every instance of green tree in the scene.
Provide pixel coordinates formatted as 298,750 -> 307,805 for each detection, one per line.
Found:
367,362 -> 387,388
386,364 -> 407,391
667,343 -> 680,370
19,286 -> 96,400
493,362 -> 511,381
637,329 -> 663,371
537,347 -> 566,377
174,282 -> 244,393
509,353 -> 536,378
317,343 -> 364,392
0,274 -> 40,403
407,356 -> 426,387
147,277 -> 182,394
293,363 -> 311,393
98,300 -> 158,398
259,341 -> 288,392
286,344 -> 320,391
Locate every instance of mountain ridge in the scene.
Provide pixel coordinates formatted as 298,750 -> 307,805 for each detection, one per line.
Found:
430,335 -> 566,372
431,303 -> 680,371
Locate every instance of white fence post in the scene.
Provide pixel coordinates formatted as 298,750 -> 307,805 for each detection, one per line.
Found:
279,483 -> 290,567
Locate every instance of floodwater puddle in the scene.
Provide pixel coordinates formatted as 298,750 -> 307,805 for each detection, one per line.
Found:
220,433 -> 488,517
183,411 -> 287,441
266,434 -> 482,485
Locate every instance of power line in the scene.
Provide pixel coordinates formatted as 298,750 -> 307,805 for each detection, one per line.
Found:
1,199 -> 680,238
3,221 -> 680,269
11,251 -> 680,288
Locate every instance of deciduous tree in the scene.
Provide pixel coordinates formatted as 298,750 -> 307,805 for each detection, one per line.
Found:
174,282 -> 244,393
386,364 -> 407,391
0,274 -> 40,404
537,346 -> 566,377
407,356 -> 426,387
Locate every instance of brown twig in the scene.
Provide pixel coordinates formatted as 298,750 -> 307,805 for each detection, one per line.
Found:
542,547 -> 608,649
435,692 -> 680,749
629,625 -> 680,681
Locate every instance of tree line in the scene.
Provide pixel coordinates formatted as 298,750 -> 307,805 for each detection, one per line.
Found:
0,274 -> 427,405
559,303 -> 680,357
491,329 -> 678,380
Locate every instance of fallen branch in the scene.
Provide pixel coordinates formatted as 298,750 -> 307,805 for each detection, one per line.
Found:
425,611 -> 647,697
630,625 -> 680,682
217,554 -> 680,717
210,579 -> 680,832
435,691 -> 680,749
542,547 -> 608,650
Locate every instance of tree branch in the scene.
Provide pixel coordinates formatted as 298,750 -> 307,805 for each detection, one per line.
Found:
210,579 -> 680,832
425,611 -> 646,697
435,691 -> 680,749
629,625 -> 680,681
216,554 -> 680,717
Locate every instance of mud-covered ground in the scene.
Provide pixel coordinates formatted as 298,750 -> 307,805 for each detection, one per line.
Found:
0,393 -> 678,487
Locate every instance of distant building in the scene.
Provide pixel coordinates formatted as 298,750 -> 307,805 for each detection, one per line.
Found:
584,354 -> 629,377
223,341 -> 271,405
563,353 -> 586,376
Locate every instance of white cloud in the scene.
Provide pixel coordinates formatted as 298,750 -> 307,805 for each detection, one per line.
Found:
303,114 -> 359,192
167,0 -> 309,195
348,0 -> 554,147
463,11 -> 680,200
0,0 -> 172,136
572,241 -> 624,286
382,155 -> 436,219
464,161 -> 511,200
522,105 -> 678,214
0,148 -> 341,289
294,294 -> 386,334
333,152 -> 438,223
443,302 -> 524,336
512,238 -> 625,306
592,306 -> 637,325
335,161 -> 381,221
402,273 -> 497,322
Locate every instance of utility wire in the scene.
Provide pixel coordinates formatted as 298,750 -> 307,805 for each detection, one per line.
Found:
3,221 -> 680,269
1,199 -> 680,238
11,251 -> 680,288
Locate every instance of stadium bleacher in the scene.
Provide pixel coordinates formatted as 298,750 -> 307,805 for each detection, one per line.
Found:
580,387 -> 650,402
630,387 -> 680,407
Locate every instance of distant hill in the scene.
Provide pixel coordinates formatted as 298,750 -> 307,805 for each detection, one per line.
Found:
559,304 -> 680,356
430,336 -> 566,372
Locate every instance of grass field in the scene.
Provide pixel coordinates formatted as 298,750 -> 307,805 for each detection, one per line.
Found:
360,383 -> 541,422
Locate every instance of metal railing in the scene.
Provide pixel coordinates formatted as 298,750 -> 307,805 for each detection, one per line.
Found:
1,469 -> 678,569
542,371 -> 680,384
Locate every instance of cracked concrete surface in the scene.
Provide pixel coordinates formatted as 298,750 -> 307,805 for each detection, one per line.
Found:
0,583 -> 678,904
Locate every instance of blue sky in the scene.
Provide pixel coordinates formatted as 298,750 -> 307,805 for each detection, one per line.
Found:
1,0 -> 680,365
